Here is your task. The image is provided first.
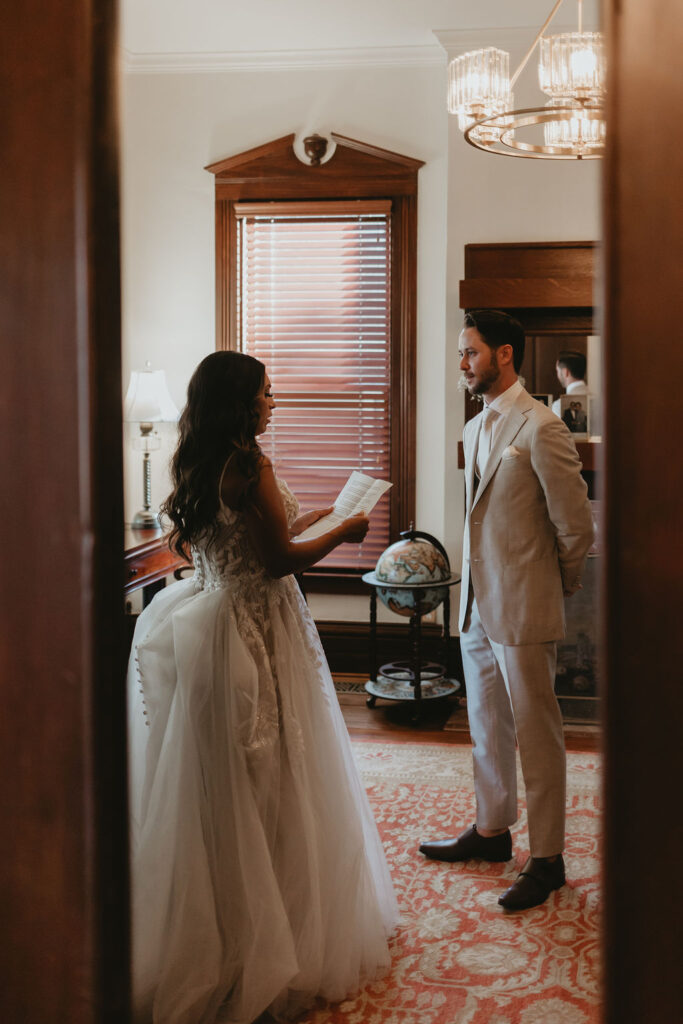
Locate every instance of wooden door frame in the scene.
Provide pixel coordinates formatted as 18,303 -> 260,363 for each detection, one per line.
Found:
2,1 -> 683,1020
601,0 -> 683,1019
0,1 -> 130,1020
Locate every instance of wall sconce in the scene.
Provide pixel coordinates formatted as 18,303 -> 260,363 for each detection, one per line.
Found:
124,362 -> 179,528
303,133 -> 329,166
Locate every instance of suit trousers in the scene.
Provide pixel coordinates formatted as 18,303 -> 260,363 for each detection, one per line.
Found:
460,590 -> 566,858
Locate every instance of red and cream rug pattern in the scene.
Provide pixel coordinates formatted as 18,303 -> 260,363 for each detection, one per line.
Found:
301,740 -> 601,1024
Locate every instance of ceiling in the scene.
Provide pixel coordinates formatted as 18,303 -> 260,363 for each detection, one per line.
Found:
121,0 -> 601,56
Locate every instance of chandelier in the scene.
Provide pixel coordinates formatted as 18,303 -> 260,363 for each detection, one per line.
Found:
448,0 -> 605,159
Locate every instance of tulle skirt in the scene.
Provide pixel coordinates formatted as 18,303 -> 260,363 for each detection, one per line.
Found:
128,575 -> 398,1024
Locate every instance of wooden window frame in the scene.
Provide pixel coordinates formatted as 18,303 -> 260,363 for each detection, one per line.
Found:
206,133 -> 424,593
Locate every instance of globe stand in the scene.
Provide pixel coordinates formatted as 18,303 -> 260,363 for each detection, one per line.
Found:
362,577 -> 461,725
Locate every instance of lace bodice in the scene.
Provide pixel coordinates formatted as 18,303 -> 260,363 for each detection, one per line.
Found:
190,476 -> 300,595
188,476 -> 307,760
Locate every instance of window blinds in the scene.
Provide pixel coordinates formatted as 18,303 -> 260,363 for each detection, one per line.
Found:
236,202 -> 392,569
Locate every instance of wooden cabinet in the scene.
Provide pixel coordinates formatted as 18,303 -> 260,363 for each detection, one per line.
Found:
459,240 -> 595,333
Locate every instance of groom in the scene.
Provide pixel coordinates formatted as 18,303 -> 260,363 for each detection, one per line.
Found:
420,310 -> 594,910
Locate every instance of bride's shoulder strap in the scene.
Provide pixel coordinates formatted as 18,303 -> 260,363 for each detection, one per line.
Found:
218,450 -> 240,510
219,451 -> 274,511
218,449 -> 234,485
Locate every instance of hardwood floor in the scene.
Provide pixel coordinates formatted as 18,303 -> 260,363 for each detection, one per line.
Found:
336,680 -> 601,753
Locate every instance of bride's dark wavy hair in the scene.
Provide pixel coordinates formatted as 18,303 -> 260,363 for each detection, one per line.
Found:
161,351 -> 266,559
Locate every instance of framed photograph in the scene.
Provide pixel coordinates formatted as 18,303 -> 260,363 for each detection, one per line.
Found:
531,393 -> 553,407
587,393 -> 602,441
559,394 -> 589,439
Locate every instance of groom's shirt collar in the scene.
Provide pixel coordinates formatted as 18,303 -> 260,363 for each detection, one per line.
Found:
484,377 -> 524,418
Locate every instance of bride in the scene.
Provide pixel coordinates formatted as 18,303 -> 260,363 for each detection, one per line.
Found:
128,351 -> 398,1024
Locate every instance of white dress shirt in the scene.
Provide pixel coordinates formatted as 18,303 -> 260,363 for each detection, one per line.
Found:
476,405 -> 497,477
476,378 -> 525,476
466,379 -> 525,563
552,379 -> 589,417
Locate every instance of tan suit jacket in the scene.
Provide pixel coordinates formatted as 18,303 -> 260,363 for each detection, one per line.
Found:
459,388 -> 594,646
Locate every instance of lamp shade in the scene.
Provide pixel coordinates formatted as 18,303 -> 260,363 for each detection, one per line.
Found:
124,368 -> 179,423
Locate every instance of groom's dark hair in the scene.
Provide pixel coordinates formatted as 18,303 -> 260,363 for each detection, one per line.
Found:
557,349 -> 587,380
464,309 -> 526,373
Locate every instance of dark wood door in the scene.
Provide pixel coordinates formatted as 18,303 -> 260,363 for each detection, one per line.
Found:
2,1 -> 683,1022
601,0 -> 683,1020
0,1 -> 130,1021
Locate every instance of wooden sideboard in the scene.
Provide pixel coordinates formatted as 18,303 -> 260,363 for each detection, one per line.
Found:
124,527 -> 191,606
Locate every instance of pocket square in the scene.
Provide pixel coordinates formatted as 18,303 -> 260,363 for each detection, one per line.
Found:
502,445 -> 521,459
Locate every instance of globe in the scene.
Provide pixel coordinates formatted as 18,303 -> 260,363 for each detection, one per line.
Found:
374,534 -> 451,618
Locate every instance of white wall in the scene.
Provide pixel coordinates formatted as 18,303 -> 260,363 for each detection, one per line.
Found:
121,35 -> 601,624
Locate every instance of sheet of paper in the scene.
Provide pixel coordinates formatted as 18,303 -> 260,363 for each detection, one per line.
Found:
296,471 -> 393,541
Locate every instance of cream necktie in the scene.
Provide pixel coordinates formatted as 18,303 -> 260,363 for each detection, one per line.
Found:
476,405 -> 498,477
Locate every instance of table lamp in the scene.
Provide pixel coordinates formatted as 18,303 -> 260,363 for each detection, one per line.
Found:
124,362 -> 179,528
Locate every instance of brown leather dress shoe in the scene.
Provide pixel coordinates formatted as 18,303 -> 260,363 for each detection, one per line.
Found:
419,824 -> 512,862
498,855 -> 566,910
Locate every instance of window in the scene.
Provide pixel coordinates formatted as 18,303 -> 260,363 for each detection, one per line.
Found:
206,132 -> 422,588
235,201 -> 391,568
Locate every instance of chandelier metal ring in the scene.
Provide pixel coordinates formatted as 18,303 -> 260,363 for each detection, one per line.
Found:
449,0 -> 605,160
464,105 -> 605,159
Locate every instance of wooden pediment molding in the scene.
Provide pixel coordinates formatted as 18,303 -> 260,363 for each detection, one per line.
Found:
205,133 -> 297,177
205,132 -> 424,201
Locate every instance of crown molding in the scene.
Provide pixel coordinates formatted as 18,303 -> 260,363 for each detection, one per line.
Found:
433,22 -> 600,58
123,44 -> 446,75
434,27 -> 537,58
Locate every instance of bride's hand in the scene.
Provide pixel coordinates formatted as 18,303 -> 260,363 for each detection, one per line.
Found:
289,506 -> 335,537
339,512 -> 370,543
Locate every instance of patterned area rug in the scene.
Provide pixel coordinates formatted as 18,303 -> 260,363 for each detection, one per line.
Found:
300,741 -> 601,1024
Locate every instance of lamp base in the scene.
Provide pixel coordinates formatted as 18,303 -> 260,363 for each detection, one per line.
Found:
132,509 -> 161,529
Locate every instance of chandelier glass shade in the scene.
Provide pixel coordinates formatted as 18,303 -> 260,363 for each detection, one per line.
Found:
542,99 -> 605,152
448,48 -> 513,145
448,0 -> 606,159
539,32 -> 605,102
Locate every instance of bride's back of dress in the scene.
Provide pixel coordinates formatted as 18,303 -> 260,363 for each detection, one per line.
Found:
190,476 -> 299,593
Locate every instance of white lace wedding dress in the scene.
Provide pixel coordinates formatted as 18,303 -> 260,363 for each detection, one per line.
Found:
128,477 -> 398,1024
